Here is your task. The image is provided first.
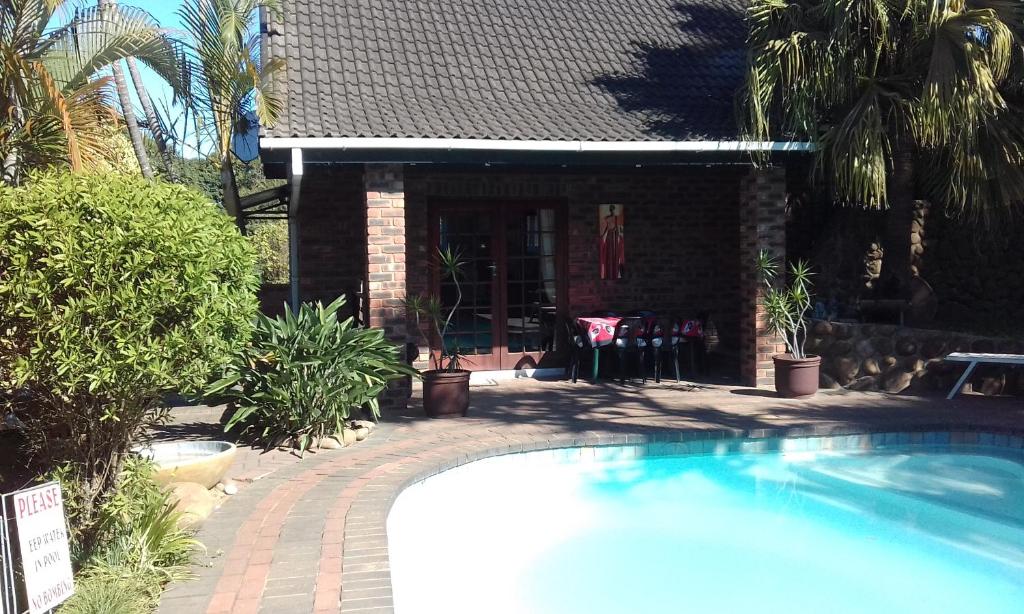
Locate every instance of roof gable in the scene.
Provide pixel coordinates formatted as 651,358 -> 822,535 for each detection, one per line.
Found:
263,0 -> 751,142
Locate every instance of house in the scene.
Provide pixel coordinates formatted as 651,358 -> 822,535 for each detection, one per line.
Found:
257,0 -> 810,405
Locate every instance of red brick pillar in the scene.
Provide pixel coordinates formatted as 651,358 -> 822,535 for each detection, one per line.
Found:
738,166 -> 787,388
364,164 -> 410,406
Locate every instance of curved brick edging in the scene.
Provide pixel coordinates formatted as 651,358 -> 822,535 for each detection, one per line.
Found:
156,383 -> 1024,614
339,424 -> 1024,613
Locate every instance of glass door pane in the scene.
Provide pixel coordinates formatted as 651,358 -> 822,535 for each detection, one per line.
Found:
438,211 -> 495,362
505,208 -> 558,356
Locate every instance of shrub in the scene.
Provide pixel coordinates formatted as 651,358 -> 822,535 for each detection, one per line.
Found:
0,171 -> 259,546
207,297 -> 417,452
249,220 -> 290,284
58,565 -> 157,614
52,459 -> 198,614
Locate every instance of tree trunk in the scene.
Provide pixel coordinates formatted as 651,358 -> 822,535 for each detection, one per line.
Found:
221,152 -> 243,228
125,57 -> 176,180
878,139 -> 915,297
99,0 -> 152,179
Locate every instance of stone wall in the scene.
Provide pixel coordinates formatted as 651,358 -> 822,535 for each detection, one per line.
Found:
808,320 -> 1024,396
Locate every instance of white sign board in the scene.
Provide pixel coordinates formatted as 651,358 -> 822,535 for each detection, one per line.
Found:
5,482 -> 74,613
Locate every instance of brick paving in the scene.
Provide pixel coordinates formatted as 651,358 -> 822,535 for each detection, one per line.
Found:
156,379 -> 1023,614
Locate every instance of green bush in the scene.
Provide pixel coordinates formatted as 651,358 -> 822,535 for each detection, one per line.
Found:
0,171 -> 259,545
207,297 -> 417,452
249,220 -> 290,284
53,458 -> 198,614
58,565 -> 157,614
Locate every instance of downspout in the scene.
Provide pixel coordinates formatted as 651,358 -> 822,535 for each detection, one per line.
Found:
288,148 -> 304,313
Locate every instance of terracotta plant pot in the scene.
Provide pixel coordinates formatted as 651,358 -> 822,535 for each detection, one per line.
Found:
773,354 -> 821,398
422,369 -> 470,418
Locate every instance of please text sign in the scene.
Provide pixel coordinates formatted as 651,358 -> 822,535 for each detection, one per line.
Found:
2,482 -> 75,613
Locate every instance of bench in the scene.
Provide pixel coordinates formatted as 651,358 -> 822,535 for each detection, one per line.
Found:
944,352 -> 1024,399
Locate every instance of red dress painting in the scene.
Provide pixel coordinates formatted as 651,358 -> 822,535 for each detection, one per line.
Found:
599,204 -> 624,279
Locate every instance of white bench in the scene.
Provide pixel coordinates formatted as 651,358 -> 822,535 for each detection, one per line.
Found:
944,352 -> 1024,399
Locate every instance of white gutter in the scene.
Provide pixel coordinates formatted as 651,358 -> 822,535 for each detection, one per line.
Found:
261,137 -> 814,152
287,148 -> 303,313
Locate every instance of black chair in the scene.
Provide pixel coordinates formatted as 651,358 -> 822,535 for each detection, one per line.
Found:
563,317 -> 588,383
646,316 -> 681,383
612,317 -> 647,385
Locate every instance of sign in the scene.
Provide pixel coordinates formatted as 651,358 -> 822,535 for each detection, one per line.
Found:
2,482 -> 74,613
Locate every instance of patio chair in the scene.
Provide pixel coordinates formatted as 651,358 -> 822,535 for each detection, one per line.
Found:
646,315 -> 681,383
563,317 -> 592,384
613,317 -> 647,385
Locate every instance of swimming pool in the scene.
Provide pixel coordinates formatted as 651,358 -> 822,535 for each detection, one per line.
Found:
387,434 -> 1024,614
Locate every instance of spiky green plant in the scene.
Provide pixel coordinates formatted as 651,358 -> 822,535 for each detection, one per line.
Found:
755,250 -> 815,359
742,0 -> 1024,284
405,246 -> 467,372
207,296 -> 418,453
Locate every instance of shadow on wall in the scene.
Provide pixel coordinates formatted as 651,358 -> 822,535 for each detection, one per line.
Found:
592,1 -> 747,140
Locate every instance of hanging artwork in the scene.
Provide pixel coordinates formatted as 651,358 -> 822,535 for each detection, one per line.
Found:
598,204 -> 625,280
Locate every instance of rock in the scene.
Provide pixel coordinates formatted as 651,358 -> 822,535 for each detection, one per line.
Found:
855,339 -> 875,358
819,372 -> 840,390
904,358 -> 925,373
882,370 -> 914,394
871,336 -> 894,355
831,340 -> 854,356
221,481 -> 238,496
972,339 -> 996,353
812,320 -> 833,336
832,356 -> 861,385
317,435 -> 344,450
833,324 -> 854,340
980,372 -> 1006,396
214,482 -> 225,492
920,338 -> 946,359
997,339 -> 1023,354
167,482 -> 219,528
882,355 -> 898,369
351,419 -> 376,432
861,358 -> 881,376
848,376 -> 878,391
340,428 -> 359,446
354,427 -> 370,442
895,337 -> 918,356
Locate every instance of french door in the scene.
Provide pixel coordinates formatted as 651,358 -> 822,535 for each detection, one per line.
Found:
430,202 -> 567,370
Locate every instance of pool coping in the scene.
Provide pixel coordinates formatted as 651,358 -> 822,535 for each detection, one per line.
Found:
346,423 -> 1024,613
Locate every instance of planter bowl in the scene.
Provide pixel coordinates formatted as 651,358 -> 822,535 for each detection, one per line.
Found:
136,441 -> 237,489
422,369 -> 470,418
773,354 -> 821,398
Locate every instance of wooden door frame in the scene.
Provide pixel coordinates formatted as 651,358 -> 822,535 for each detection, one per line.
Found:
428,199 -> 568,371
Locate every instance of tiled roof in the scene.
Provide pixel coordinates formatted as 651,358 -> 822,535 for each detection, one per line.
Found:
263,0 -> 750,142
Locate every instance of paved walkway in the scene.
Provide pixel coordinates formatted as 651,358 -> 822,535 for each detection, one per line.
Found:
156,380 -> 1023,614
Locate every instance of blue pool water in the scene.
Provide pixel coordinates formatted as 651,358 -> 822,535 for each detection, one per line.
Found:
387,442 -> 1024,614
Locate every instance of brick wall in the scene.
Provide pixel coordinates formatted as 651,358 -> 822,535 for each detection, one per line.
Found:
738,166 -> 787,387
405,167 -> 746,367
295,166 -> 366,319
297,164 -> 787,388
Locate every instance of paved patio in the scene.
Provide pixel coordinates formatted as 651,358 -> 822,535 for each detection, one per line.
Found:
156,379 -> 1023,614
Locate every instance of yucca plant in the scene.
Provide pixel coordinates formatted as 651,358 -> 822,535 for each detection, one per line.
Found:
741,0 -> 1024,288
206,296 -> 418,452
405,247 -> 467,372
755,249 -> 815,359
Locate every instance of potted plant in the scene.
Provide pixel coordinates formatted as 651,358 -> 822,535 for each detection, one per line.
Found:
755,249 -> 820,398
405,247 -> 471,418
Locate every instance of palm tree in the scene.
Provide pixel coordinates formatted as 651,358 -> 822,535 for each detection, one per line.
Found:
178,0 -> 284,223
742,0 -> 1024,290
0,0 -> 180,183
126,56 -> 177,179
